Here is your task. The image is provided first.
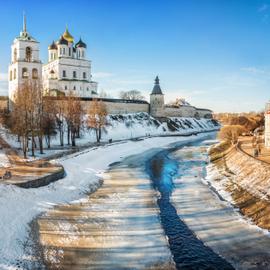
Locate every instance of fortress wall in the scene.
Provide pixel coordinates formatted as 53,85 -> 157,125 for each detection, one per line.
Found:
81,100 -> 149,114
49,98 -> 149,115
163,106 -> 197,117
196,109 -> 213,118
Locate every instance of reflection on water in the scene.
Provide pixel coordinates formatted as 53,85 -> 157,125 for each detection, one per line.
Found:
146,146 -> 234,270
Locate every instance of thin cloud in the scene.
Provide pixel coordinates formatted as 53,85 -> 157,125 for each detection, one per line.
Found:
92,72 -> 114,79
258,4 -> 269,12
241,67 -> 268,75
0,73 -> 8,81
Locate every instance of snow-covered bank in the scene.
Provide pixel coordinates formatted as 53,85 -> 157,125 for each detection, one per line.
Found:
0,132 -> 215,269
206,145 -> 270,231
0,113 -> 219,151
170,141 -> 270,270
103,113 -> 219,140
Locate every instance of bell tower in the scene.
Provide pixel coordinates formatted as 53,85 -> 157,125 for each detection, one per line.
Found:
8,14 -> 42,109
150,76 -> 164,117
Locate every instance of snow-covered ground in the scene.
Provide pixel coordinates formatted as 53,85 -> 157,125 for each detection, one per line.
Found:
0,132 -> 214,269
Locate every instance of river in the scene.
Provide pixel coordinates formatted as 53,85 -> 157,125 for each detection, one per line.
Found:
35,135 -> 270,269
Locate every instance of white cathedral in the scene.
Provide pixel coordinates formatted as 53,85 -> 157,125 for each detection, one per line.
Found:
9,16 -> 98,102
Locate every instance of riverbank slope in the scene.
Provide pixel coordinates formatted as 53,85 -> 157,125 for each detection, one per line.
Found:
208,141 -> 270,230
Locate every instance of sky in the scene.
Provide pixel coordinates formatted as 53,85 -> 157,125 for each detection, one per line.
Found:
1,0 -> 270,112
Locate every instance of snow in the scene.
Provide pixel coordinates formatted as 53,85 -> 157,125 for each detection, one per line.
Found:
0,113 -> 219,155
0,132 -> 215,269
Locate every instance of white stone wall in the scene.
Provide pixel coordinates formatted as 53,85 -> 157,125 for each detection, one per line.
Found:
265,102 -> 270,148
163,105 -> 197,117
82,100 -> 149,114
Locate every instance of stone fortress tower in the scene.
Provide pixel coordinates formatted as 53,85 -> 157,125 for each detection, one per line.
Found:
8,15 -> 42,107
150,76 -> 164,117
265,101 -> 270,147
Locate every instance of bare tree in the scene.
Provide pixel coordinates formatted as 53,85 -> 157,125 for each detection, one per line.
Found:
218,125 -> 246,145
87,99 -> 108,143
43,97 -> 56,148
119,90 -> 145,100
53,99 -> 66,146
65,92 -> 84,147
11,81 -> 32,158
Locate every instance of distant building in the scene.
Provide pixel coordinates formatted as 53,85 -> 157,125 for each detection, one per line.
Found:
265,101 -> 270,147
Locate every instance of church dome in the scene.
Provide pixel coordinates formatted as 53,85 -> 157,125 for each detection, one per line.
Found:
48,40 -> 57,50
62,27 -> 74,43
75,38 -> 87,48
58,35 -> 68,45
151,76 -> 163,95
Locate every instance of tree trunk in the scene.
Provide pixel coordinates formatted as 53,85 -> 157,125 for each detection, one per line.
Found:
98,128 -> 102,142
67,125 -> 70,145
22,136 -> 27,159
39,136 -> 43,154
95,129 -> 99,143
60,127 -> 64,146
48,135 -> 51,149
31,132 -> 35,157
72,134 -> 76,146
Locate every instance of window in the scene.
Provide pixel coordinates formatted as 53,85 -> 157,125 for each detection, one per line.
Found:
65,85 -> 67,90
62,70 -> 66,77
82,51 -> 84,58
69,48 -> 71,56
32,68 -> 38,79
25,47 -> 32,62
73,71 -> 76,78
87,87 -> 89,91
9,70 -> 12,81
22,68 -> 28,78
49,70 -> 55,79
14,69 -> 16,80
83,72 -> 86,79
73,86 -> 76,90
63,48 -> 66,55
13,48 -> 17,62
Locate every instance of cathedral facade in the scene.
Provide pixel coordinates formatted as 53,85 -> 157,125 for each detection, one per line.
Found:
42,27 -> 98,97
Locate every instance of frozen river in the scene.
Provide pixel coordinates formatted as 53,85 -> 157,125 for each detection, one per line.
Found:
36,136 -> 270,269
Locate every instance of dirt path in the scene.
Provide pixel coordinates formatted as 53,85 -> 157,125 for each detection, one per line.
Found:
0,134 -> 64,187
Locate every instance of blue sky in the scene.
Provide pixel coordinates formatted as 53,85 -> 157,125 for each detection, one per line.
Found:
1,0 -> 270,112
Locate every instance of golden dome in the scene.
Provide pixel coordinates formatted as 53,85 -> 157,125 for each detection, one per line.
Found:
62,26 -> 74,43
